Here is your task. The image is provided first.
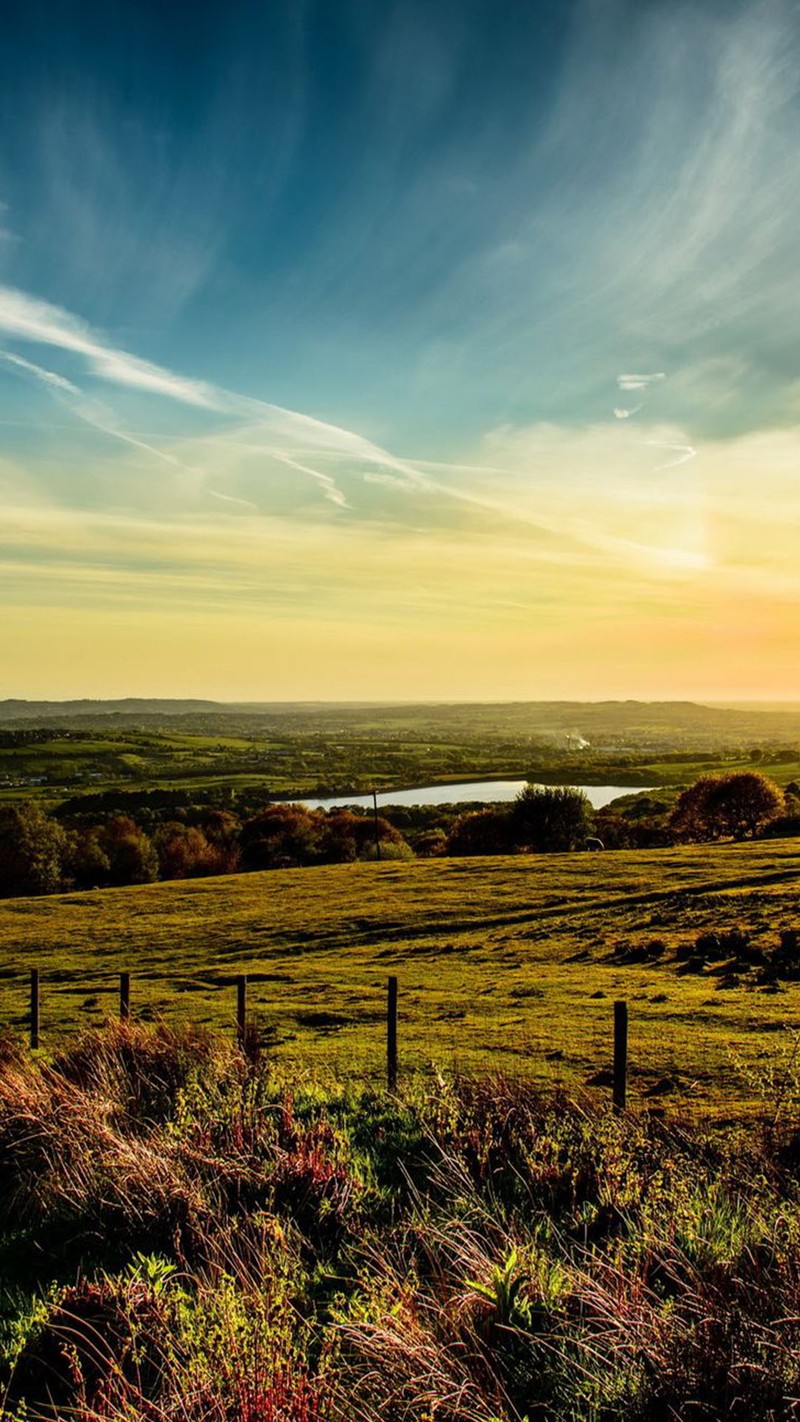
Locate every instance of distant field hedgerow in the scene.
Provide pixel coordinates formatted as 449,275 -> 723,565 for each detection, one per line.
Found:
3,1022 -> 800,1419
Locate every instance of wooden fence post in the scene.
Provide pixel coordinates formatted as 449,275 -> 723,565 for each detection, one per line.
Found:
387,975 -> 398,1091
372,789 -> 382,862
236,974 -> 248,1046
613,1000 -> 628,1113
120,972 -> 130,1021
30,969 -> 40,1050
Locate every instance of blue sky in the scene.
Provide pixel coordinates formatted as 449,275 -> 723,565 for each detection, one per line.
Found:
0,0 -> 576,445
1,0 -> 800,698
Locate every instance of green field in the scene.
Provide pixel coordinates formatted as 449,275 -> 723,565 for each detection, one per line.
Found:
2,697 -> 800,808
1,840 -> 799,1114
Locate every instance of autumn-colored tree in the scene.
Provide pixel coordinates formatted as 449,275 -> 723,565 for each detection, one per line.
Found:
668,777 -> 720,842
315,811 -> 361,864
707,771 -> 783,839
669,772 -> 783,842
202,810 -> 241,850
239,805 -> 322,870
98,816 -> 158,885
241,807 -> 412,868
154,823 -> 226,879
446,808 -> 513,856
198,810 -> 241,873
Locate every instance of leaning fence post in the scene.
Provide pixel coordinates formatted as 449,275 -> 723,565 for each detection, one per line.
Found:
119,972 -> 130,1021
236,974 -> 248,1046
613,1000 -> 628,1113
387,975 -> 398,1091
30,969 -> 40,1050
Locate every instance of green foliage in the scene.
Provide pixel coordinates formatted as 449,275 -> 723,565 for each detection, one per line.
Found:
0,802 -> 66,895
465,1247 -> 543,1329
512,783 -> 592,851
446,787 -> 593,856
2,1027 -> 800,1418
126,1251 -> 179,1295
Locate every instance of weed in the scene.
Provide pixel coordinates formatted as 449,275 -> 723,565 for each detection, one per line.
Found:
1,1026 -> 800,1419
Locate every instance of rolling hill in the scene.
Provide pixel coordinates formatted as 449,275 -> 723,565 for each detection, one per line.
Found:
1,839 -> 799,1115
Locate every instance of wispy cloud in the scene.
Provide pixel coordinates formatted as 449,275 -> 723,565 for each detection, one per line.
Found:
271,453 -> 350,509
0,342 -> 183,467
0,283 -> 428,512
0,285 -> 221,408
646,439 -> 698,471
0,280 -> 716,577
0,350 -> 80,394
207,489 -> 259,510
617,374 -> 666,392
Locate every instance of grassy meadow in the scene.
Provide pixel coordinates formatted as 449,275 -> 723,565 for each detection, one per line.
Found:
2,840 -> 800,1115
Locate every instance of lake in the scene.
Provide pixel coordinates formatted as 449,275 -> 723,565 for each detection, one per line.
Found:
296,780 -> 654,812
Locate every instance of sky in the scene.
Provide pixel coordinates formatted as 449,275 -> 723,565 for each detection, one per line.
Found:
1,0 -> 800,701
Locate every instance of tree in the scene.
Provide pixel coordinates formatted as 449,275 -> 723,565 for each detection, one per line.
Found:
669,772 -> 783,842
199,810 -> 241,874
668,776 -> 720,842
359,835 -> 414,862
446,808 -> 513,856
98,816 -> 158,885
202,810 -> 241,850
707,772 -> 783,839
63,827 -> 112,889
155,823 -> 225,879
340,812 -> 409,860
0,803 -> 66,896
511,785 -> 591,852
239,805 -> 322,870
315,811 -> 361,864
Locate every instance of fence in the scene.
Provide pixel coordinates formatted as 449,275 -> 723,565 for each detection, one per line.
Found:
15,967 -> 630,1108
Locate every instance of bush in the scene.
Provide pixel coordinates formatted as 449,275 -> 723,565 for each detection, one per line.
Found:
511,784 -> 592,852
5,1027 -> 800,1420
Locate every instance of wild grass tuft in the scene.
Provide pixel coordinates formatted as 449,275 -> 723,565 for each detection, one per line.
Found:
2,1025 -> 800,1418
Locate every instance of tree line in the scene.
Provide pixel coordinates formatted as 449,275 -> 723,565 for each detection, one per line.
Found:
0,771 -> 795,898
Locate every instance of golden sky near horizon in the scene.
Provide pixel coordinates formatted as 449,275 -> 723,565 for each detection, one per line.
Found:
2,420 -> 799,701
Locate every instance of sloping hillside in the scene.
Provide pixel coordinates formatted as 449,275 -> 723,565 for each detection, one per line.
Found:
1,841 -> 799,1111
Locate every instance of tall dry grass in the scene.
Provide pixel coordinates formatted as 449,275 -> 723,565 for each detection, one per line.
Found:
1,1024 -> 800,1419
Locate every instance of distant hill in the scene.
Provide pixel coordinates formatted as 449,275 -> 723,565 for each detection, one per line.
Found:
0,698 -> 228,720
1,697 -> 800,745
707,701 -> 800,714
